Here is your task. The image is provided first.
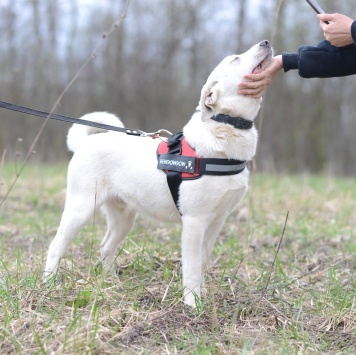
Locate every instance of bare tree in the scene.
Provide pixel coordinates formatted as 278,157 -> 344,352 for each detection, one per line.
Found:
1,0 -> 356,175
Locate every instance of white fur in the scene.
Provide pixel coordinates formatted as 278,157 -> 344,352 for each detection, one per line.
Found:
66,112 -> 124,152
44,41 -> 273,307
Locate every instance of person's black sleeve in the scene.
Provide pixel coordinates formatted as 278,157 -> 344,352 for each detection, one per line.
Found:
281,38 -> 356,78
351,21 -> 356,44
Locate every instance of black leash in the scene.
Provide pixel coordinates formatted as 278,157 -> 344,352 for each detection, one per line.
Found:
0,100 -> 253,141
0,100 -> 145,137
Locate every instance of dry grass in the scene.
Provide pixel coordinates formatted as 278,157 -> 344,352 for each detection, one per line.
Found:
1,163 -> 356,354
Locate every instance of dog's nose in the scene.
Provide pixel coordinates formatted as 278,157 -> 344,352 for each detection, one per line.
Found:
259,40 -> 270,47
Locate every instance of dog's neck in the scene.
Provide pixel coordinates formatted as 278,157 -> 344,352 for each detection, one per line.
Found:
183,111 -> 258,161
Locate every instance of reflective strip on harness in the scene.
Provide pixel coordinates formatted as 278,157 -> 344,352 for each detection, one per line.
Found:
205,162 -> 246,173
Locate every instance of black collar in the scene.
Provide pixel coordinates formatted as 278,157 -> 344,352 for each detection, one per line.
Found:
211,114 -> 253,130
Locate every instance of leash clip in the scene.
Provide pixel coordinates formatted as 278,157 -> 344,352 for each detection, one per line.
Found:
141,129 -> 173,142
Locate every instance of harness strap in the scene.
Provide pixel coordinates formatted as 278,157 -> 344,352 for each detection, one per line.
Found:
165,132 -> 184,210
198,158 -> 246,175
166,171 -> 182,209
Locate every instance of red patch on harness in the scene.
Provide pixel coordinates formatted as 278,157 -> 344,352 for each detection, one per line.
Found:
157,138 -> 201,179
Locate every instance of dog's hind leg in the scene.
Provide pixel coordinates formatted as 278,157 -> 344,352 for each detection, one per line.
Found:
43,194 -> 98,279
99,200 -> 136,273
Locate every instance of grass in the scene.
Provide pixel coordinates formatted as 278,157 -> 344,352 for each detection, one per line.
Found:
0,163 -> 356,354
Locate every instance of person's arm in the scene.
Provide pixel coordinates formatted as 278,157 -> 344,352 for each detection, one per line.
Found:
317,13 -> 355,47
283,40 -> 356,78
352,21 -> 356,44
239,13 -> 356,98
239,40 -> 356,97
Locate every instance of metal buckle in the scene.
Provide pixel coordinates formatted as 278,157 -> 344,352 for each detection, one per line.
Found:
141,129 -> 173,142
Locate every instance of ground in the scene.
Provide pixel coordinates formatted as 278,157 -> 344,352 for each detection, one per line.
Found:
0,164 -> 356,354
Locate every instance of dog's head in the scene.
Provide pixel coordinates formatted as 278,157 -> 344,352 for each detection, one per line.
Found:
200,40 -> 273,122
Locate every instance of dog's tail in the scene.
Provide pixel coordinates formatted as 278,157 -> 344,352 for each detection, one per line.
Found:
66,112 -> 124,152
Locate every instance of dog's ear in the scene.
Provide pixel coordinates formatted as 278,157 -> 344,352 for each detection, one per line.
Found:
200,81 -> 219,121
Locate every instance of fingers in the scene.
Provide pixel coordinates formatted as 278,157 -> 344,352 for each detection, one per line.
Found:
317,13 -> 334,23
242,73 -> 264,82
318,20 -> 329,31
238,88 -> 264,99
238,81 -> 265,98
238,80 -> 261,89
238,74 -> 265,97
317,13 -> 332,30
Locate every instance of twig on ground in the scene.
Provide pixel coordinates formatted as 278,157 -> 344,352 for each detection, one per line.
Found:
263,210 -> 289,295
253,211 -> 289,314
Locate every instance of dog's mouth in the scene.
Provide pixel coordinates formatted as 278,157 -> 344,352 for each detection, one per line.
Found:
252,54 -> 272,74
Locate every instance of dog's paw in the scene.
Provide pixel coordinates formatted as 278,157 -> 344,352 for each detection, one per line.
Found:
200,286 -> 208,296
42,271 -> 59,286
184,297 -> 197,308
95,261 -> 118,277
184,291 -> 202,308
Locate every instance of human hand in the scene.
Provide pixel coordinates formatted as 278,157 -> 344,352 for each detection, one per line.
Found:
238,55 -> 283,98
317,13 -> 354,47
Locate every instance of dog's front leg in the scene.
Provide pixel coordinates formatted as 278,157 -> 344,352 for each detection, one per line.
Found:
201,216 -> 227,287
181,215 -> 206,307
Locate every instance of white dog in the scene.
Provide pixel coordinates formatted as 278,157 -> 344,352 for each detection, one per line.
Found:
44,41 -> 273,307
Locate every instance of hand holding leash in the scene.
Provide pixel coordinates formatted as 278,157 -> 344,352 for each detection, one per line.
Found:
317,13 -> 355,47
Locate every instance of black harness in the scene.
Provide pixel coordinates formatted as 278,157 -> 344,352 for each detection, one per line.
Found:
157,114 -> 253,213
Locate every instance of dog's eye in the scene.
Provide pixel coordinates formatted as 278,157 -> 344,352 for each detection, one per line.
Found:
230,56 -> 240,64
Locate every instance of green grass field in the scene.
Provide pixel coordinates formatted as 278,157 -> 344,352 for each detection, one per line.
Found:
1,163 -> 356,354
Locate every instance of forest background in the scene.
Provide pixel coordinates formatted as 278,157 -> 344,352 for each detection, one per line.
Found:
1,0 -> 355,175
